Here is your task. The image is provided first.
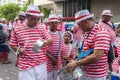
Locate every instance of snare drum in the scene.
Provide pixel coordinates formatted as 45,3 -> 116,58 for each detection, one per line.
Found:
58,66 -> 83,80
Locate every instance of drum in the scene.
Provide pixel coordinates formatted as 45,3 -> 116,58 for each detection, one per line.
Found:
58,66 -> 83,80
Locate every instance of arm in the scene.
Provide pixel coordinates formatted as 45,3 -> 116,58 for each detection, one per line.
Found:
67,30 -> 110,72
66,49 -> 104,71
43,39 -> 52,46
77,49 -> 104,65
11,46 -> 24,55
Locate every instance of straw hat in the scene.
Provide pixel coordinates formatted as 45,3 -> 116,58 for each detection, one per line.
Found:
48,14 -> 58,22
75,9 -> 94,23
26,5 -> 44,17
101,10 -> 113,16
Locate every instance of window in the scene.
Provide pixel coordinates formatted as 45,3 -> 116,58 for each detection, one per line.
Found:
63,0 -> 91,17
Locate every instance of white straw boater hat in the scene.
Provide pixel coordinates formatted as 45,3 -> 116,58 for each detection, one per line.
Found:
75,9 -> 94,23
43,18 -> 48,23
58,15 -> 63,20
18,11 -> 25,16
26,5 -> 44,17
48,14 -> 58,22
101,10 -> 113,17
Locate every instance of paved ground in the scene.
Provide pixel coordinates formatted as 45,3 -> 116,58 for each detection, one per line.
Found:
0,50 -> 18,80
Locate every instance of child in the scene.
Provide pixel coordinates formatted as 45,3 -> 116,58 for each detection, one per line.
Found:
0,24 -> 10,64
62,31 -> 77,66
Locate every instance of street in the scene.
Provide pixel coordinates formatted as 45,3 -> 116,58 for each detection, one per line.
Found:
0,50 -> 18,80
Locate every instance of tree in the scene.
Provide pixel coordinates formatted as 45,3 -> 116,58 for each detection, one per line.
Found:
21,2 -> 29,12
28,0 -> 34,4
0,3 -> 20,21
40,7 -> 51,18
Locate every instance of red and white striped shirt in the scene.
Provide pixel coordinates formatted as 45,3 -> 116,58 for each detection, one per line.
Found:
63,44 -> 75,57
12,20 -> 25,29
10,24 -> 51,70
82,24 -> 110,77
117,40 -> 120,58
56,22 -> 65,33
46,31 -> 64,73
73,24 -> 83,41
98,21 -> 116,43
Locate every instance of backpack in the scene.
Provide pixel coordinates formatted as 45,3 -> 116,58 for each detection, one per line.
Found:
0,31 -> 6,43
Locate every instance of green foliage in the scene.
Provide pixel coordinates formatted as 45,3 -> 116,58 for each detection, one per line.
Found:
21,2 -> 29,12
41,7 -> 51,18
0,3 -> 20,21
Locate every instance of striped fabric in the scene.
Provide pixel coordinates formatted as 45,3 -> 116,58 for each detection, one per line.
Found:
56,22 -> 65,33
12,20 -> 25,29
10,24 -> 51,70
46,31 -> 64,73
82,24 -> 110,77
73,24 -> 83,41
98,21 -> 116,43
63,44 -> 75,57
117,40 -> 120,58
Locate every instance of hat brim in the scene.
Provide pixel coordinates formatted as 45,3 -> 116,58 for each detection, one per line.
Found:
48,20 -> 59,22
101,14 -> 113,17
76,14 -> 94,24
26,13 -> 44,17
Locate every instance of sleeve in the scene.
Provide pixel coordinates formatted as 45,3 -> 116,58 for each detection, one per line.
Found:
94,30 -> 110,51
41,28 -> 52,40
10,29 -> 18,46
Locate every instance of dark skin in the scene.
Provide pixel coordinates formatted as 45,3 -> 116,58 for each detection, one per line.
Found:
102,15 -> 111,22
19,15 -> 25,21
49,21 -> 58,32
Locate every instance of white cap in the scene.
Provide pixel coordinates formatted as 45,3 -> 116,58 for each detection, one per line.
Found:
1,18 -> 6,22
58,15 -> 63,20
75,9 -> 94,23
19,11 -> 25,16
26,5 -> 44,17
48,14 -> 58,22
101,10 -> 113,16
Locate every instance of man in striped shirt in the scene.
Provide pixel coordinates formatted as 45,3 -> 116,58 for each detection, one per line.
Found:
46,13 -> 65,80
10,5 -> 52,80
67,9 -> 110,80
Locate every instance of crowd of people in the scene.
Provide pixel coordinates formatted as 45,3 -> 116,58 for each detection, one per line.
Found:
0,4 -> 120,80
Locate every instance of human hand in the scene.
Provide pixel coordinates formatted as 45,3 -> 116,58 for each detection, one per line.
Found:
66,60 -> 79,72
18,48 -> 25,55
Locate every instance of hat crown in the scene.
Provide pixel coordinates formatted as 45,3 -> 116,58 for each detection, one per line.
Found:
58,15 -> 63,19
27,5 -> 40,13
48,14 -> 58,22
75,9 -> 94,23
101,10 -> 113,16
75,9 -> 91,19
26,5 -> 44,16
49,14 -> 58,19
19,11 -> 25,16
102,10 -> 111,14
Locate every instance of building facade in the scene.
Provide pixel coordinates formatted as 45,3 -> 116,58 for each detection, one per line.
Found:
50,0 -> 120,22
